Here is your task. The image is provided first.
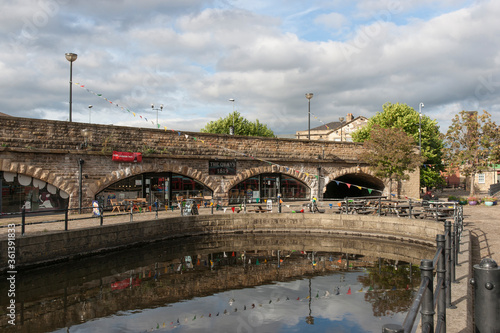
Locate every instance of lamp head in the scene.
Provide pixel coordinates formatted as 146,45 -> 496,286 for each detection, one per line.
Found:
65,53 -> 77,62
229,98 -> 235,102
88,105 -> 93,109
420,102 -> 424,108
305,93 -> 314,100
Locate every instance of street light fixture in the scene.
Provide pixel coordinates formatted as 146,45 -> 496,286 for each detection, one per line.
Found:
305,93 -> 314,140
65,53 -> 78,122
151,104 -> 163,128
88,105 -> 93,124
229,98 -> 235,135
419,102 -> 424,153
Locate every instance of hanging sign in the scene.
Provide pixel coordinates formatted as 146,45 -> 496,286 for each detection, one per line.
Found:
112,151 -> 142,163
209,160 -> 236,175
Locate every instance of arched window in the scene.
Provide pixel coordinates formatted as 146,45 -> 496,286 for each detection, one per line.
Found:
228,173 -> 310,204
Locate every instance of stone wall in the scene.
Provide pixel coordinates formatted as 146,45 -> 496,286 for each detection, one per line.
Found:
0,213 -> 442,271
0,116 -> 421,207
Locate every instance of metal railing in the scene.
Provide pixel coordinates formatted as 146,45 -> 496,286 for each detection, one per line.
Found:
382,215 -> 464,333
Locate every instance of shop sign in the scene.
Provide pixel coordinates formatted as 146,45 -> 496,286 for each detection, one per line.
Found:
112,151 -> 142,163
209,160 -> 236,175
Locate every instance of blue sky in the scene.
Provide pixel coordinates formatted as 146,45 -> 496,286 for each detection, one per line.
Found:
1,0 -> 498,135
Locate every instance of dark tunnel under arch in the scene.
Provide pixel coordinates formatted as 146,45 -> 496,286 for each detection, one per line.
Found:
324,173 -> 385,199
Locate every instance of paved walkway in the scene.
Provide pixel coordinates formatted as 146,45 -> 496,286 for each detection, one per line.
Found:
1,201 -> 498,332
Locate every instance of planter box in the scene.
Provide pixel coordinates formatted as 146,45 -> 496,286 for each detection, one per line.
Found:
484,201 -> 494,207
469,201 -> 477,205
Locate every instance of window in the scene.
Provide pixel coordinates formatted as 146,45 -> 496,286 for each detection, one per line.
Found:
478,173 -> 485,184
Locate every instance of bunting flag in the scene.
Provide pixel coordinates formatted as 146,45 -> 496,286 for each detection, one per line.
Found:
73,81 -> 384,194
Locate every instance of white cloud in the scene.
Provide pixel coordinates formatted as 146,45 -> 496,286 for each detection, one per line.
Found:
0,0 -> 499,134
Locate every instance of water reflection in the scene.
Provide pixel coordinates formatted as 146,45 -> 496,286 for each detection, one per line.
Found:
0,234 -> 432,333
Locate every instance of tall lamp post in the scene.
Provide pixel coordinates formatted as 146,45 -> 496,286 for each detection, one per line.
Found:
65,53 -> 78,122
306,93 -> 314,139
229,98 -> 235,135
151,104 -> 163,128
419,102 -> 424,153
339,116 -> 344,142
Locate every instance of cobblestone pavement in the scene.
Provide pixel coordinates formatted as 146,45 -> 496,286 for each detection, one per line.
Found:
1,198 -> 498,332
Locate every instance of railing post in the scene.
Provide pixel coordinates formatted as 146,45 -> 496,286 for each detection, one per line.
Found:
451,222 -> 458,282
436,234 -> 446,333
130,206 -> 133,222
444,221 -> 454,308
470,258 -> 500,332
408,199 -> 412,219
21,207 -> 26,236
100,207 -> 103,226
64,208 -> 69,231
155,199 -> 158,220
211,200 -> 214,215
421,259 -> 435,332
382,324 -> 404,333
378,196 -> 381,216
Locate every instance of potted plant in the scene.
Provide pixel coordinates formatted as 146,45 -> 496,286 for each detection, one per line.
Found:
458,197 -> 468,205
447,195 -> 459,203
482,197 -> 497,206
467,196 -> 478,205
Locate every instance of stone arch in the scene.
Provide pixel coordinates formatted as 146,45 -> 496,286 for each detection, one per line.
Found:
88,163 -> 218,199
226,165 -> 314,193
0,161 -> 74,198
323,166 -> 386,198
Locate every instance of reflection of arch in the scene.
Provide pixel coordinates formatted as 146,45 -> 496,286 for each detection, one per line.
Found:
89,164 -> 217,198
226,165 -> 313,191
324,166 -> 385,199
0,163 -> 71,198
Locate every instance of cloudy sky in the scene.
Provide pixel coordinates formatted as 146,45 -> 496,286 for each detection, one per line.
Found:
1,0 -> 499,135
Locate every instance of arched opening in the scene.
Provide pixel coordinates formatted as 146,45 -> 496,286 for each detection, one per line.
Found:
324,173 -> 384,199
0,171 -> 69,214
96,172 -> 212,209
228,173 -> 310,204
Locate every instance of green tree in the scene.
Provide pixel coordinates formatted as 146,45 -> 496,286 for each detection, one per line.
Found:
359,125 -> 424,198
443,110 -> 498,196
200,111 -> 275,137
353,102 -> 445,189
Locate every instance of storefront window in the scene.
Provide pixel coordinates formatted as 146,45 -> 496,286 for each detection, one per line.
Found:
1,171 -> 69,214
229,174 -> 309,204
96,173 -> 212,209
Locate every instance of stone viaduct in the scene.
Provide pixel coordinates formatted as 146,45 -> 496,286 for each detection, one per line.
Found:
0,115 -> 419,210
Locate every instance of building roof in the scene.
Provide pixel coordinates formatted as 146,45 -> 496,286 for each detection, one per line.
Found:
311,121 -> 342,131
0,112 -> 11,117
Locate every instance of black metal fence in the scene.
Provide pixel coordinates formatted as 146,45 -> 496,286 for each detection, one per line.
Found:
382,212 -> 466,332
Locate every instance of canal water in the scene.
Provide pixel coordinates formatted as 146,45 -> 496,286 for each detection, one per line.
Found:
0,234 -> 433,332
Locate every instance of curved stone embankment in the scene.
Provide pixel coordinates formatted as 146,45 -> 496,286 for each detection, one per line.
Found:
0,213 -> 444,272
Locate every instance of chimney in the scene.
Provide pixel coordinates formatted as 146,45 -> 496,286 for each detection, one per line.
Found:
346,113 -> 354,122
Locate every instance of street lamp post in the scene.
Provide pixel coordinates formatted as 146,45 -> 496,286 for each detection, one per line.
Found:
339,117 -> 344,142
419,102 -> 424,153
306,93 -> 314,139
65,53 -> 78,122
229,98 -> 235,135
151,104 -> 163,128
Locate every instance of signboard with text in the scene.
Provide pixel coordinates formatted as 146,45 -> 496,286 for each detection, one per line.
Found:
209,160 -> 236,175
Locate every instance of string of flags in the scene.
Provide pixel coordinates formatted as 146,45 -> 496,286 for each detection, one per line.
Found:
74,82 -> 383,195
310,112 -> 332,130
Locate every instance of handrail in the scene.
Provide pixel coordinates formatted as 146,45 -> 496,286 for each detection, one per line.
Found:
383,215 -> 463,333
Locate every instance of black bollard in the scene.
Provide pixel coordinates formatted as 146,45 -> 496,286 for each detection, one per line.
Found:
470,258 -> 500,332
